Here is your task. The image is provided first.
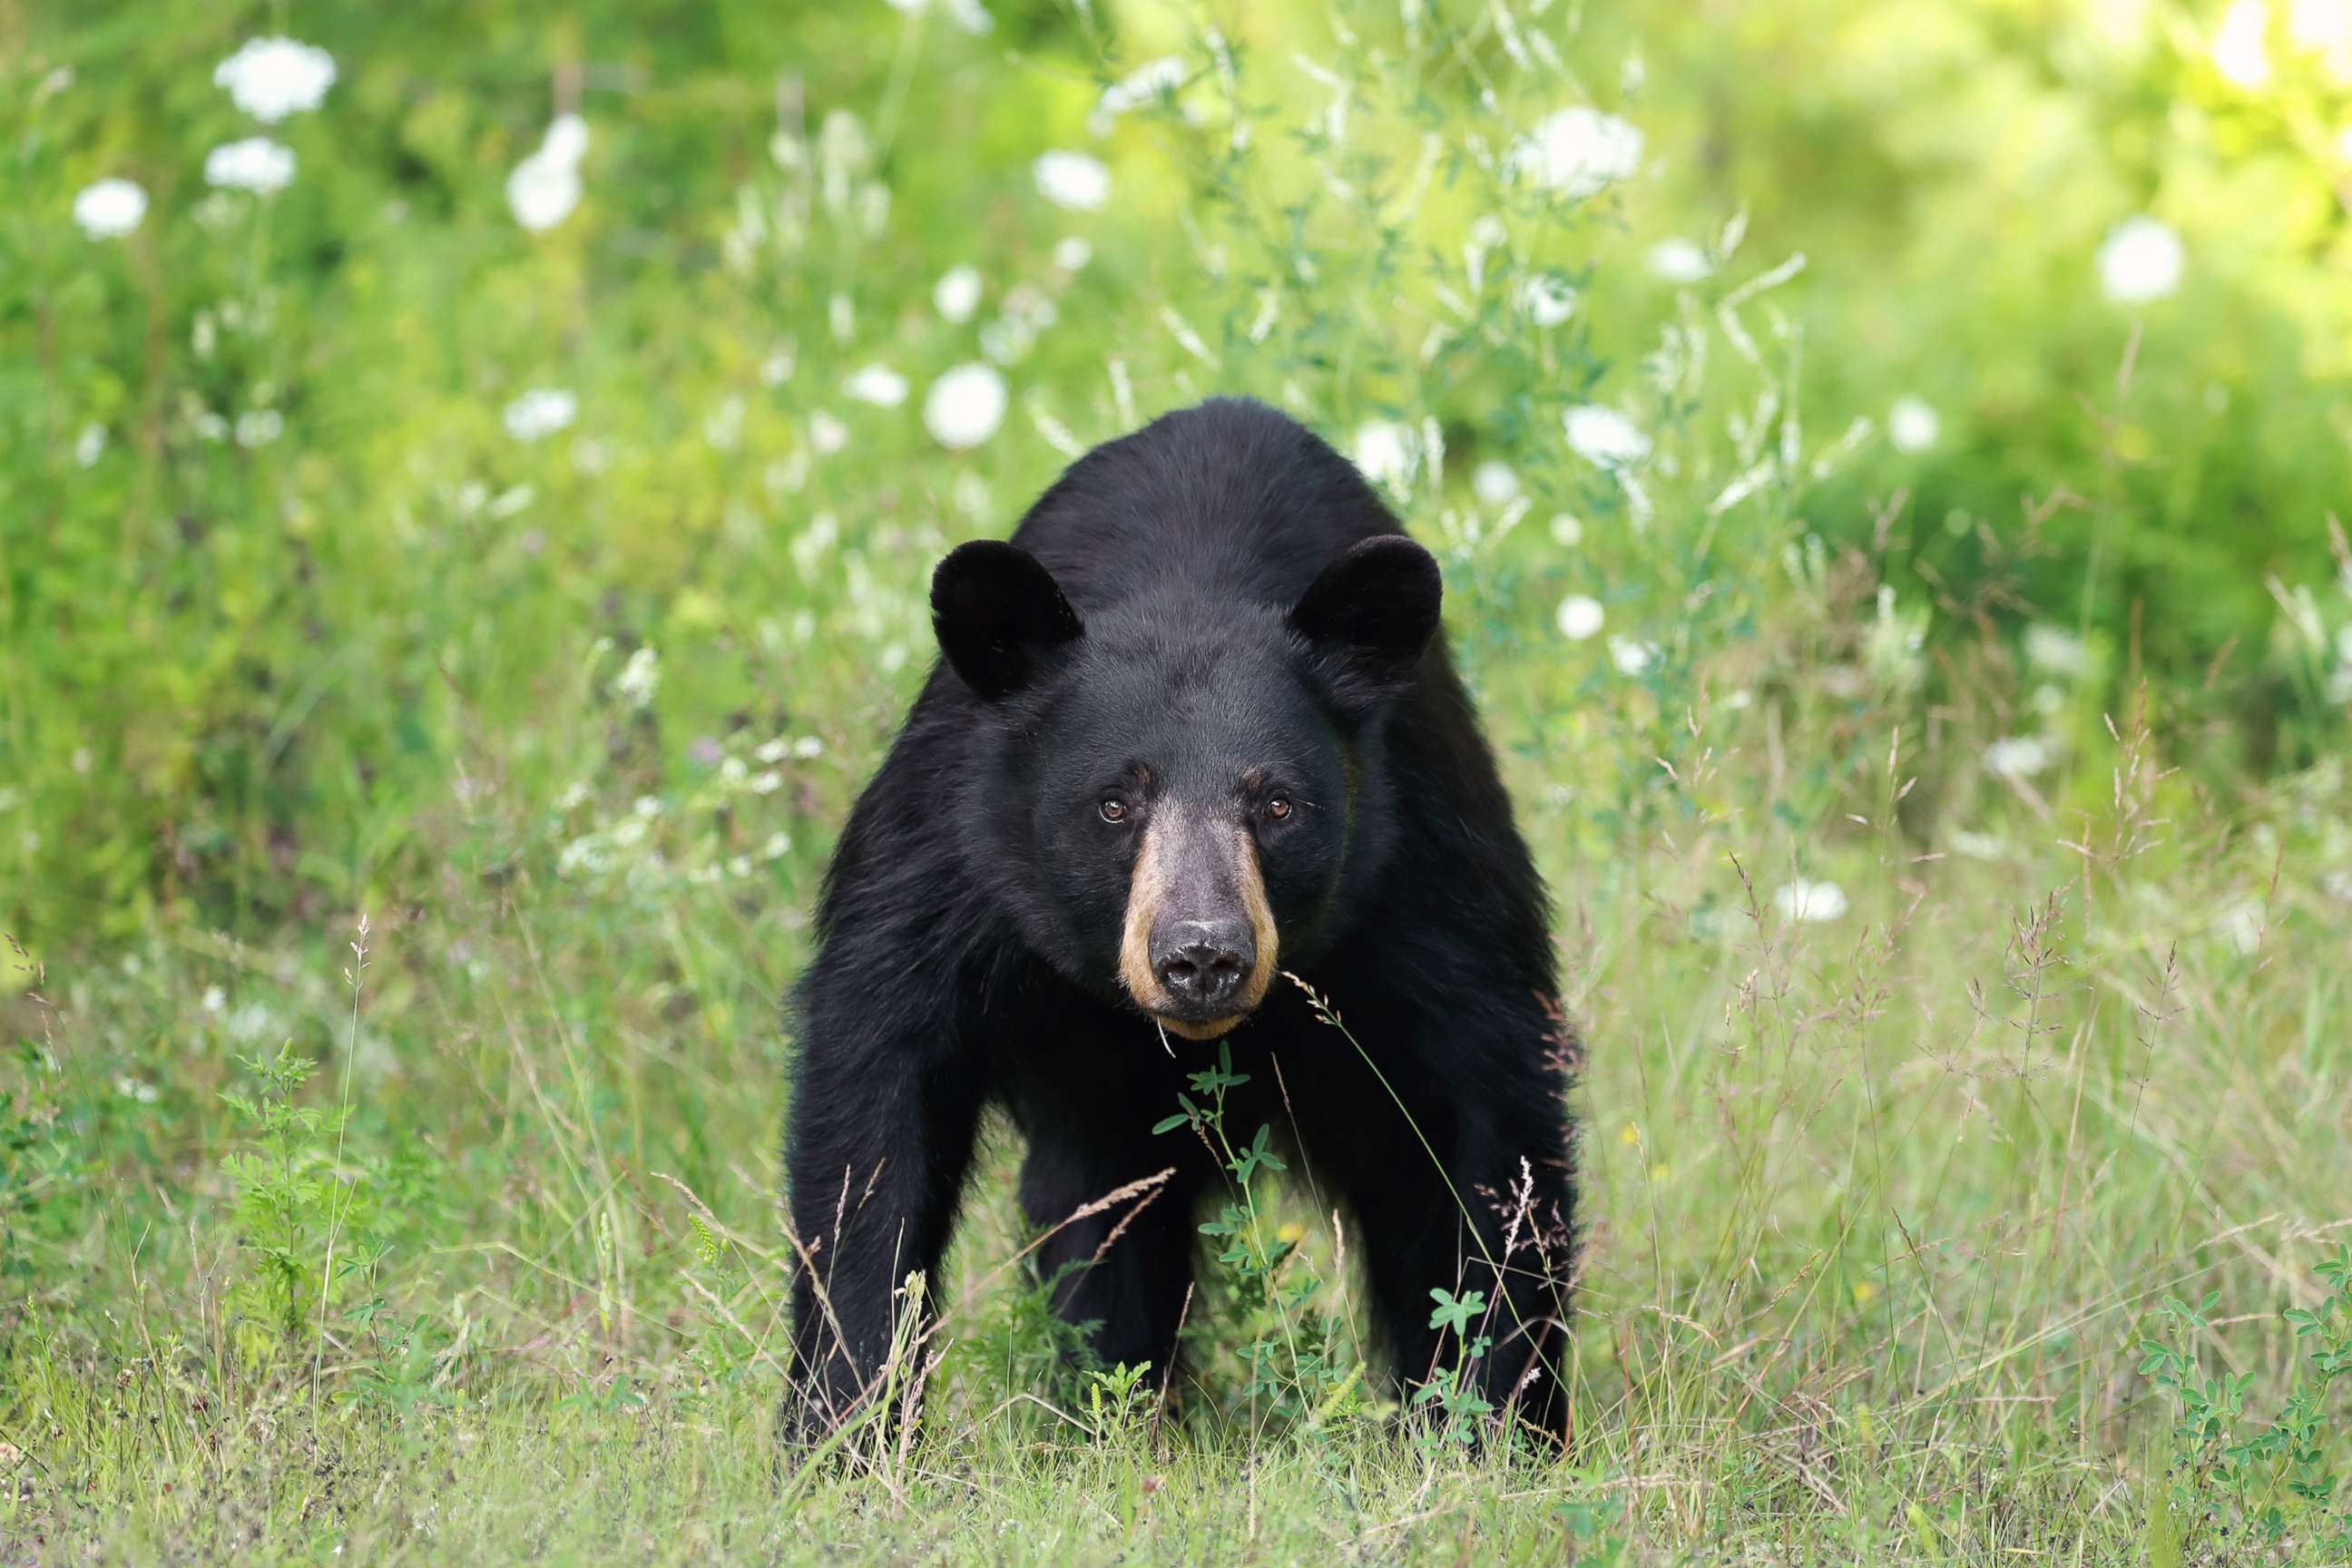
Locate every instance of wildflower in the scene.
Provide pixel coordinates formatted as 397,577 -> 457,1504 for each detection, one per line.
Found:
1472,461 -> 1521,507
1563,406 -> 1649,467
204,137 -> 296,194
2024,624 -> 2087,677
1607,635 -> 1656,676
213,37 -> 336,122
73,178 -> 147,240
614,645 -> 659,708
508,116 -> 589,232
1772,879 -> 1847,923
843,364 -> 908,407
503,388 -> 576,441
1351,421 -> 1414,491
883,0 -> 993,33
750,770 -> 784,795
809,411 -> 849,456
791,736 -> 825,760
761,832 -> 793,860
934,264 -> 983,323
1510,106 -> 1643,199
202,985 -> 227,1014
234,408 -> 284,447
754,739 -> 792,764
1053,235 -> 1093,271
1549,514 -> 1584,547
2211,0 -> 2271,86
1887,397 -> 1940,454
1646,238 -> 1710,283
1554,595 -> 1605,642
1034,150 -> 1112,211
923,363 -> 1008,449
2097,217 -> 2183,305
1521,275 -> 1577,328
116,1076 -> 162,1105
74,424 -> 107,467
1089,56 -> 1186,136
2214,898 -> 2266,955
1983,735 -> 2053,779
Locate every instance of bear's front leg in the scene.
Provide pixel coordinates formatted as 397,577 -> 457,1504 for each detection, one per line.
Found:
783,964 -> 984,1439
1311,999 -> 1578,1442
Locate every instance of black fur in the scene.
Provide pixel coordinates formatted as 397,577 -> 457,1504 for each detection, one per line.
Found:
783,397 -> 1578,1438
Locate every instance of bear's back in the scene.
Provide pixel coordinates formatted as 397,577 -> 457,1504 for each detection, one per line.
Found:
1006,399 -> 1403,618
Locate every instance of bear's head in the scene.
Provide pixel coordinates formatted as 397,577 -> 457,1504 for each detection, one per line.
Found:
932,535 -> 1441,1041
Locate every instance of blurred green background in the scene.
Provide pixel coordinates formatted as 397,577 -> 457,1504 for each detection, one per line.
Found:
9,5 -> 2352,1558
6,0 -> 2348,948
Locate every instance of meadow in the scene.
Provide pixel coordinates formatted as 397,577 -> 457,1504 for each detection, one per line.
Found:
5,1 -> 2352,1562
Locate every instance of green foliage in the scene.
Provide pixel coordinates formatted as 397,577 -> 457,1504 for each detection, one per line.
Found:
2139,1247 -> 2352,1557
3,0 -> 2352,1561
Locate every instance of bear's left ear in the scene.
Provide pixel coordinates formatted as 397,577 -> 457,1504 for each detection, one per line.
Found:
932,540 -> 1085,701
1289,535 -> 1442,704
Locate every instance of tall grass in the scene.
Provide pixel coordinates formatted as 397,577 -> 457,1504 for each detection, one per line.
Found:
5,2 -> 2351,1562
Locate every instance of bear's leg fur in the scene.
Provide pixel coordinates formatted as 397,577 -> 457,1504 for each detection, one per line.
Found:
1301,995 -> 1578,1440
1017,1135 -> 1203,1380
783,983 -> 985,1435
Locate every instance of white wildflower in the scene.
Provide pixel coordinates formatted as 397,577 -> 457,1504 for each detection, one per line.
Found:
1352,420 -> 1414,490
1887,396 -> 1940,454
754,739 -> 791,764
1034,150 -> 1112,211
882,0 -> 993,33
1510,106 -> 1643,199
1090,56 -> 1186,135
503,387 -> 576,442
1646,237 -> 1711,283
2211,0 -> 2272,86
2024,624 -> 2088,676
234,408 -> 283,448
73,178 -> 147,240
1949,829 -> 2007,861
1521,275 -> 1577,328
212,37 -> 336,122
74,424 -> 107,467
204,137 -> 296,195
1053,235 -> 1093,271
2097,216 -> 2184,305
843,364 -> 908,407
2215,898 -> 2266,955
1554,594 -> 1605,641
791,735 -> 824,759
614,645 -> 660,708
1607,635 -> 1656,676
761,832 -> 793,860
750,770 -> 784,795
1472,461 -> 1521,507
508,117 -> 590,232
809,410 -> 849,456
933,264 -> 983,323
923,363 -> 1008,449
1983,735 -> 2053,779
201,985 -> 227,1014
115,1076 -> 162,1105
1563,405 -> 1650,467
1773,880 -> 1848,923
1549,514 -> 1584,547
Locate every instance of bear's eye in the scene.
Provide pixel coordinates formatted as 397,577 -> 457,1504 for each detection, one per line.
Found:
1264,795 -> 1291,821
1099,798 -> 1129,824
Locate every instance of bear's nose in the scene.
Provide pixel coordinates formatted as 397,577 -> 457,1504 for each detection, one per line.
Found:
1152,917 -> 1253,1012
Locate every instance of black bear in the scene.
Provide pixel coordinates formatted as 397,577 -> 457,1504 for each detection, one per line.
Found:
785,397 -> 1577,1438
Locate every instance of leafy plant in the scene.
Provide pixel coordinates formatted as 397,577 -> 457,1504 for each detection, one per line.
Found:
2139,1247 -> 2352,1557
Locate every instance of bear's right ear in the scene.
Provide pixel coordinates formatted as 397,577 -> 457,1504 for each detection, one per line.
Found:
931,540 -> 1085,701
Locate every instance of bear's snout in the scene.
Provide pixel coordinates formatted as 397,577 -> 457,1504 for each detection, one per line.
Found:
1152,916 -> 1255,1014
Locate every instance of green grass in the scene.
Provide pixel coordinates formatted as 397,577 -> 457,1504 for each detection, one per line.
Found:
8,0 -> 2352,1562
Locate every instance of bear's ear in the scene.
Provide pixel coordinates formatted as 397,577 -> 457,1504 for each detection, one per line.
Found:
932,540 -> 1085,701
1289,535 -> 1442,704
